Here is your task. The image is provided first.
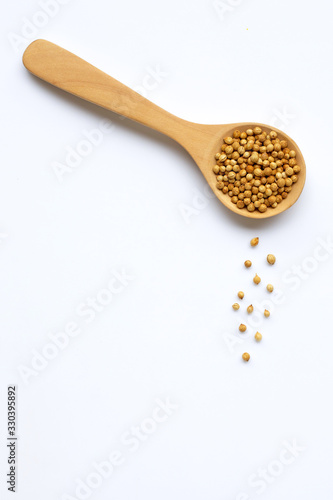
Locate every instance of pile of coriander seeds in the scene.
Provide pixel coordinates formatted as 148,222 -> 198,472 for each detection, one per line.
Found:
232,237 -> 276,363
213,127 -> 301,213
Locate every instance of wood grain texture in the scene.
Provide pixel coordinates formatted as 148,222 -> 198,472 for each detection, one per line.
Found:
23,40 -> 306,219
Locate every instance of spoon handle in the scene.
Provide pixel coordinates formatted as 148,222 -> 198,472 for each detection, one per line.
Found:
23,39 -> 189,143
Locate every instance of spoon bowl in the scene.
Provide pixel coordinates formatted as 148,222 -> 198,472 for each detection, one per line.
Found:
23,40 -> 306,219
193,122 -> 306,219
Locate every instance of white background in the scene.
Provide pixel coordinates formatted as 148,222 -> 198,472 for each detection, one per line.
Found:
1,0 -> 333,499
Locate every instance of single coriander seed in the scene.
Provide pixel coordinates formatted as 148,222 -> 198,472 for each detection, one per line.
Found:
238,291 -> 245,300
253,274 -> 261,285
267,254 -> 276,265
254,332 -> 262,342
232,303 -> 240,310
247,304 -> 254,314
242,352 -> 250,362
250,237 -> 259,247
264,309 -> 270,317
267,284 -> 274,293
244,260 -> 252,268
239,324 -> 247,332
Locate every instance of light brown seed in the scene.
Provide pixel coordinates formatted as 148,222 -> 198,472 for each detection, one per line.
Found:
247,304 -> 254,314
267,254 -> 276,265
242,352 -> 250,362
253,274 -> 261,285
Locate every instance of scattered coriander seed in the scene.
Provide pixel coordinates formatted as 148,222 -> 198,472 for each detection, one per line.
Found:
267,284 -> 274,293
242,352 -> 250,362
253,274 -> 261,285
244,260 -> 252,268
264,309 -> 270,317
267,254 -> 276,265
238,291 -> 245,300
247,304 -> 254,314
254,332 -> 262,342
250,237 -> 259,247
239,324 -> 247,332
232,303 -> 240,310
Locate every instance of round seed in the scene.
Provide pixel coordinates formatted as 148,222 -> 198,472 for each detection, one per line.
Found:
247,304 -> 254,314
253,274 -> 261,285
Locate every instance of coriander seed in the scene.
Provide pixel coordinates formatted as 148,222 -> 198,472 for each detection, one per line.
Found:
267,254 -> 276,265
242,352 -> 250,362
247,304 -> 254,314
254,332 -> 262,342
264,309 -> 270,317
232,303 -> 240,310
238,291 -> 244,300
250,237 -> 259,247
259,204 -> 267,213
244,260 -> 252,268
239,324 -> 247,332
253,274 -> 261,285
267,284 -> 274,293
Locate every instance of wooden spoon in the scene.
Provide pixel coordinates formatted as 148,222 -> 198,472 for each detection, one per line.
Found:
23,40 -> 306,219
